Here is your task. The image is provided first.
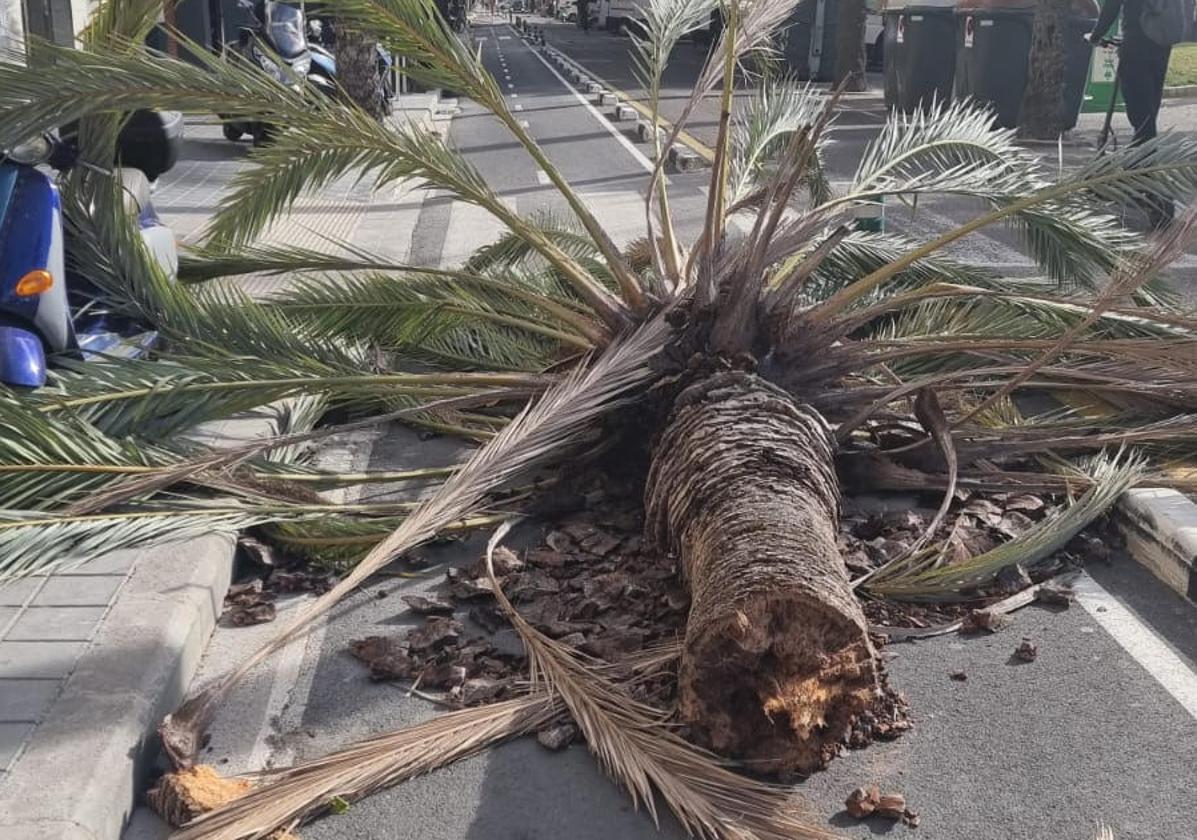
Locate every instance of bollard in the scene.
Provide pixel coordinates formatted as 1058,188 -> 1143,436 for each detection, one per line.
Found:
668,144 -> 703,173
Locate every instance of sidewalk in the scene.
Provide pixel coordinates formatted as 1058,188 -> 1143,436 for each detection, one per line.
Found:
0,92 -> 451,840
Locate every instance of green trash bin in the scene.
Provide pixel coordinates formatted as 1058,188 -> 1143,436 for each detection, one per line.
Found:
953,0 -> 1098,129
883,0 -> 958,113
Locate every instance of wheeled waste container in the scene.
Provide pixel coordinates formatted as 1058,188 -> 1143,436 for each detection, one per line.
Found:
883,0 -> 958,112
954,0 -> 1098,129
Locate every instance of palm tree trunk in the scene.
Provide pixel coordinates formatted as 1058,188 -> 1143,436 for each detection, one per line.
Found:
1018,0 -> 1069,138
833,0 -> 868,92
335,24 -> 384,120
645,372 -> 879,774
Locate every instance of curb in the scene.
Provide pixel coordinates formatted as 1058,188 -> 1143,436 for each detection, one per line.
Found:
0,412 -> 286,839
1162,84 -> 1197,100
0,537 -> 233,840
1115,489 -> 1197,603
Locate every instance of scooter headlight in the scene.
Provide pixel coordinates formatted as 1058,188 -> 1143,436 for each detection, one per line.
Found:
290,54 -> 311,77
4,135 -> 52,165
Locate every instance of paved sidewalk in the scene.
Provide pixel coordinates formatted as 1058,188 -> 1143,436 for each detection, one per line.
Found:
0,92 -> 450,840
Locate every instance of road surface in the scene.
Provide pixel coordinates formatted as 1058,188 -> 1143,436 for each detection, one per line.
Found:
126,19 -> 1197,840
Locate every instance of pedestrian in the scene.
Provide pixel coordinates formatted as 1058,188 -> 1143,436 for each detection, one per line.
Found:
1089,0 -> 1191,226
579,0 -> 591,30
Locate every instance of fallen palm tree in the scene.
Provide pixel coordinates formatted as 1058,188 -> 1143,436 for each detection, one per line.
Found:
2,0 -> 1197,835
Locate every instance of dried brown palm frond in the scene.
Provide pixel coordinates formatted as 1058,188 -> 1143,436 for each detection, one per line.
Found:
171,694 -> 560,840
172,643 -> 686,840
161,317 -> 671,767
483,524 -> 841,840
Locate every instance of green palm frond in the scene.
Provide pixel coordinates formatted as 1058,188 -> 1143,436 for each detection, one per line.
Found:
0,504 -> 266,581
270,271 -> 591,356
812,135 -> 1197,319
866,452 -> 1143,601
818,101 -> 1140,287
0,397 -> 187,510
29,355 -> 546,438
202,116 -> 627,326
727,77 -> 828,206
0,37 -> 323,150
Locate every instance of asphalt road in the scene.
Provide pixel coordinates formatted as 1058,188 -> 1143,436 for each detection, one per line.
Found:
127,19 -> 1197,840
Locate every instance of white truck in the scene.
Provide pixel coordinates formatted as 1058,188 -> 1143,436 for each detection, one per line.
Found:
597,0 -> 648,33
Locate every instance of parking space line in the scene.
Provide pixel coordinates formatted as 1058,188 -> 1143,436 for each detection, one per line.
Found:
1075,573 -> 1197,719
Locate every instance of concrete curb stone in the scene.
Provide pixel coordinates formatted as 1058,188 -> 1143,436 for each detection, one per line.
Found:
1116,489 -> 1197,602
1162,84 -> 1197,100
0,535 -> 233,840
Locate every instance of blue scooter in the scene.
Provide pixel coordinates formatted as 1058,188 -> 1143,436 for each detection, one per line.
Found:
0,111 -> 182,387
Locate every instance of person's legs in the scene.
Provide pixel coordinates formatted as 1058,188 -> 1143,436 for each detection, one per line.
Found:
1119,50 -> 1154,144
1118,44 -> 1175,227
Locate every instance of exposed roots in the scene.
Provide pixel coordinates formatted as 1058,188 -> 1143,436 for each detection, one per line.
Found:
646,371 -> 880,774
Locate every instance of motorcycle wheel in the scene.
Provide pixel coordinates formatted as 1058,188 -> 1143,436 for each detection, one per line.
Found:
223,123 -> 244,142
252,124 -> 275,147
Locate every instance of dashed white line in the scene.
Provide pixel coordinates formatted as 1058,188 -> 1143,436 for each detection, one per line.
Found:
513,104 -> 523,111
536,170 -> 552,185
519,119 -> 530,128
1075,573 -> 1197,720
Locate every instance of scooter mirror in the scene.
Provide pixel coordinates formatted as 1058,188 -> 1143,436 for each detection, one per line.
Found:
4,135 -> 52,165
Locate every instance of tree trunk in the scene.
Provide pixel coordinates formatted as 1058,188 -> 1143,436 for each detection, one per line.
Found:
645,372 -> 880,774
833,0 -> 868,92
1018,0 -> 1070,138
336,24 -> 384,121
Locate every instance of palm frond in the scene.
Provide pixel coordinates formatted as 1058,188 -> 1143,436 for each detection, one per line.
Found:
865,452 -> 1144,601
267,271 -> 593,361
0,503 -> 265,581
821,100 -> 1140,288
0,396 -> 186,509
727,77 -> 827,206
812,131 -> 1197,318
29,356 -> 546,440
172,695 -> 561,840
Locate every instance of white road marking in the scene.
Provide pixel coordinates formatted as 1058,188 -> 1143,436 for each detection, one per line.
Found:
499,35 -> 512,39
513,104 -> 523,111
519,119 -> 530,128
509,93 -> 518,98
1075,573 -> 1197,720
516,25 -> 654,174
507,83 -> 515,88
536,170 -> 551,185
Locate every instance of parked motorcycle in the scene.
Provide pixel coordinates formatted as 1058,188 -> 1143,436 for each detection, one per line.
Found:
0,111 -> 182,387
222,0 -> 329,144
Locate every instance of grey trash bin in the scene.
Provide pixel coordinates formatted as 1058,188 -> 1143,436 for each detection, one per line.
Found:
953,0 -> 1098,129
883,0 -> 958,112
